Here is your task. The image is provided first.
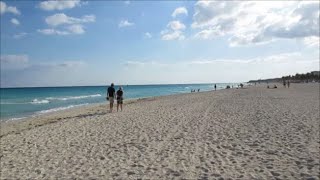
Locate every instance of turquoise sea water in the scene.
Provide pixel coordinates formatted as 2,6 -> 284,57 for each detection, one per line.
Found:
0,83 -> 238,121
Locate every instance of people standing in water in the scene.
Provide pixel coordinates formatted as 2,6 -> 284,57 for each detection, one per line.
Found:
214,84 -> 217,91
107,83 -> 116,112
116,86 -> 124,112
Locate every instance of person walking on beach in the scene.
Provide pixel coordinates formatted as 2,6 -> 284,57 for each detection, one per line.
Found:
214,84 -> 217,91
116,86 -> 124,112
107,83 -> 116,112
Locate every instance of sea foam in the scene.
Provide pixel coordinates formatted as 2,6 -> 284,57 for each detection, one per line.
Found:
45,94 -> 101,101
9,117 -> 27,121
36,103 -> 89,114
30,99 -> 50,104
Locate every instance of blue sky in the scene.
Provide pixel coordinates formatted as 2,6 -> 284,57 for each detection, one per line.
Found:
1,0 -> 319,87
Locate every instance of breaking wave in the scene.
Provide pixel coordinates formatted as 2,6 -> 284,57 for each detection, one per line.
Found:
45,94 -> 101,101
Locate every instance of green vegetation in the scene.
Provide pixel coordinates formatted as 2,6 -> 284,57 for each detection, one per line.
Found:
249,71 -> 319,83
282,71 -> 319,82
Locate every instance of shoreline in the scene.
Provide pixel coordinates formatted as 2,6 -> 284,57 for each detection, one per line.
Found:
0,89 -> 218,137
0,87 -> 221,122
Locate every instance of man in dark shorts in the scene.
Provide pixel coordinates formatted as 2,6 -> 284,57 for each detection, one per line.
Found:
107,83 -> 115,112
116,86 -> 124,112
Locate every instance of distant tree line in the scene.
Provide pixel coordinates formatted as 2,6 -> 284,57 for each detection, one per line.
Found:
282,72 -> 319,82
248,71 -> 319,83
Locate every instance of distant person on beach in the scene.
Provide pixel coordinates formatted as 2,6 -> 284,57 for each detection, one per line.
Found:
287,81 -> 290,88
283,81 -> 286,88
107,83 -> 116,112
116,86 -> 124,112
214,84 -> 217,91
198,89 -> 200,92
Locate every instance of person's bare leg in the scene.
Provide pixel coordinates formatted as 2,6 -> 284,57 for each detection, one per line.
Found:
120,104 -> 123,111
110,103 -> 113,112
117,103 -> 119,112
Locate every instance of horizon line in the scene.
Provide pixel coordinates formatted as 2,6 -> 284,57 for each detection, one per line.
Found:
0,82 -> 244,89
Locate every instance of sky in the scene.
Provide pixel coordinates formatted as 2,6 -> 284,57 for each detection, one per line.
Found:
0,0 -> 319,87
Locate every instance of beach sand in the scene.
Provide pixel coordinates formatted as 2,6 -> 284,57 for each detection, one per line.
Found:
1,83 -> 319,179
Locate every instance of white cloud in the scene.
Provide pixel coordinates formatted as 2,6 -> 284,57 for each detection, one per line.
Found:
39,0 -> 82,11
56,61 -> 85,67
1,56 -> 88,87
194,29 -> 223,40
124,61 -> 145,67
172,7 -> 188,18
161,31 -> 185,41
0,1 -> 20,15
303,36 -> 320,48
161,21 -> 186,40
45,13 -> 95,26
144,32 -> 152,38
10,18 -> 20,25
37,28 -> 69,35
13,32 -> 27,39
67,24 -> 85,34
37,25 -> 86,35
0,54 -> 28,63
1,54 -> 85,71
123,61 -> 169,68
188,53 -> 303,65
0,55 -> 29,70
119,20 -> 134,28
41,13 -> 94,35
122,52 -> 318,83
28,60 -> 86,69
192,1 -> 320,46
124,1 -> 130,5
0,1 -> 4,14
167,20 -> 186,31
0,56 -> 88,88
160,29 -> 169,35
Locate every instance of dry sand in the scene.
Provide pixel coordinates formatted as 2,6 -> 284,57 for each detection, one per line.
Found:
1,83 -> 319,179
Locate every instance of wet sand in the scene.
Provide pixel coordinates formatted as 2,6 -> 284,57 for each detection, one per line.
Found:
1,83 -> 319,179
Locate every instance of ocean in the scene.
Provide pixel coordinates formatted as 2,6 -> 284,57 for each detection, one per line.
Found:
0,83 -> 238,121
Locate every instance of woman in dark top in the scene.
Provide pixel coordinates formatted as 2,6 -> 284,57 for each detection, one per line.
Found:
116,86 -> 124,112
